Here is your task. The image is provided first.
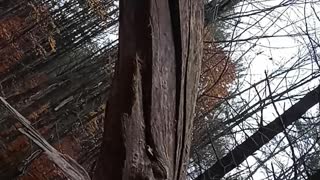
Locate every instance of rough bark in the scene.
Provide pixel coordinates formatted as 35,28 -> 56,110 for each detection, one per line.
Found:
93,0 -> 203,179
195,85 -> 320,180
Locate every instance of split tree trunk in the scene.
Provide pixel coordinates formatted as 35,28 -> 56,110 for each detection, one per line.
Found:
93,0 -> 203,179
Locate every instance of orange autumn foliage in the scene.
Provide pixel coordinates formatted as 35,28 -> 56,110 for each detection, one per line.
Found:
191,26 -> 236,151
196,26 -> 236,117
0,1 -> 235,178
0,3 -> 56,73
0,16 -> 25,72
18,136 -> 82,180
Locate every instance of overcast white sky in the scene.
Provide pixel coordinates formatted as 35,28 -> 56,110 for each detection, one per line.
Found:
219,0 -> 320,179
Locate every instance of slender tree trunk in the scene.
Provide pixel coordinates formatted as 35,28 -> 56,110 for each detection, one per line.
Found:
93,0 -> 203,179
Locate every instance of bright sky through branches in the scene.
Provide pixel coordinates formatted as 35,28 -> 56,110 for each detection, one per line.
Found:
217,0 -> 320,179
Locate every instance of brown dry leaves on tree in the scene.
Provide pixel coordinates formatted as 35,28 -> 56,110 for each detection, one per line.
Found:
0,3 -> 62,179
0,16 -> 26,72
86,0 -> 114,21
192,26 -> 236,146
0,2 -> 236,179
18,136 -> 82,180
196,26 -> 236,118
0,2 -> 57,73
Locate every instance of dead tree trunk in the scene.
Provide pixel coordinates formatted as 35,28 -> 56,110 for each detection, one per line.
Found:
93,0 -> 203,179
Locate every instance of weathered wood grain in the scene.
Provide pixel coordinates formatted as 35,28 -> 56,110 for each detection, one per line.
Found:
93,0 -> 203,179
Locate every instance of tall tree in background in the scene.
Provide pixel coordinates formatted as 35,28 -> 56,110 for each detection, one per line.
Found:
93,0 -> 203,179
190,1 -> 320,179
0,0 -> 235,179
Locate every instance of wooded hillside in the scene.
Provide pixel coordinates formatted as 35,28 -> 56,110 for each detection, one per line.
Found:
0,0 -> 235,179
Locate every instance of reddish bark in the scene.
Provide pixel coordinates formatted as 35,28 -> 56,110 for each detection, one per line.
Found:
93,0 -> 203,179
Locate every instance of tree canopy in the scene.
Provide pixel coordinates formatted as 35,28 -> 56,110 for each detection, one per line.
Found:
1,0 -> 320,180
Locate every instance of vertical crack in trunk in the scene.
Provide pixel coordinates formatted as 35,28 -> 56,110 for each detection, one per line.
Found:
94,0 -> 203,179
168,1 -> 184,179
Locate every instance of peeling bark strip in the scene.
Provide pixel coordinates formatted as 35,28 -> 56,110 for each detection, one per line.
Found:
93,0 -> 203,180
